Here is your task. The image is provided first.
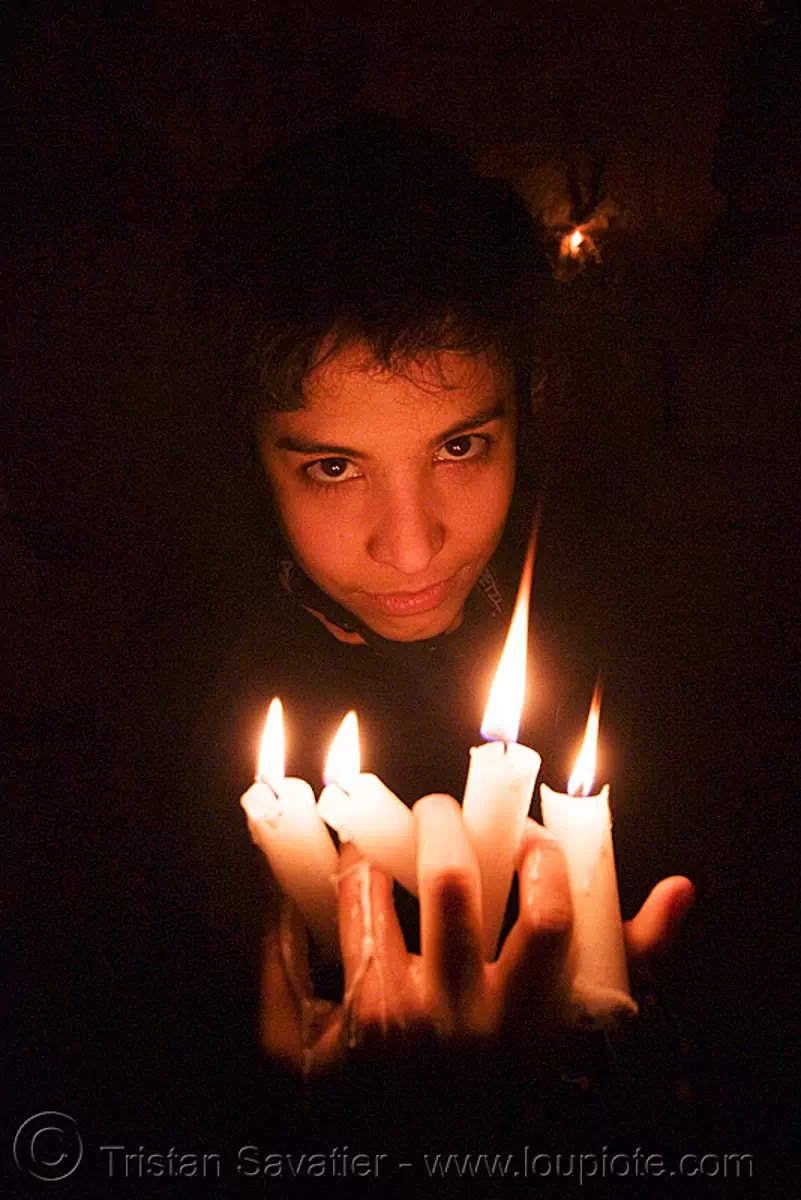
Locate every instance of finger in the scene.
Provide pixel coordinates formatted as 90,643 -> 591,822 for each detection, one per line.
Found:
413,793 -> 484,1022
336,843 -> 407,1038
625,875 -> 695,962
497,820 -> 572,1029
258,900 -> 309,1066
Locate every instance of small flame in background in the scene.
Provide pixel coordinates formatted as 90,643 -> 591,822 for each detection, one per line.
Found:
567,682 -> 603,796
559,223 -> 601,265
480,532 -> 536,745
324,711 -> 361,793
257,697 -> 285,791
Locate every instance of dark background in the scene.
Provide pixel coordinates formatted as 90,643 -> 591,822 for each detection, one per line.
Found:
4,1 -> 799,1194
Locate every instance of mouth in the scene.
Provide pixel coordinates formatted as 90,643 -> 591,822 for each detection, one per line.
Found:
362,575 -> 457,618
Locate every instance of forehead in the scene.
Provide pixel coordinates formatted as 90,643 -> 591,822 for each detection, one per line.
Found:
267,345 -> 514,444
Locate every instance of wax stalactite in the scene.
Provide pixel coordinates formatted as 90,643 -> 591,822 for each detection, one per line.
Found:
317,711 -> 419,896
462,534 -> 542,961
540,683 -> 638,1029
240,698 -> 340,961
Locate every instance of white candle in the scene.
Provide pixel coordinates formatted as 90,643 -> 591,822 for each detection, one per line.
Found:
462,537 -> 541,960
462,742 -> 541,960
540,686 -> 637,1028
241,699 -> 340,961
317,712 -> 418,896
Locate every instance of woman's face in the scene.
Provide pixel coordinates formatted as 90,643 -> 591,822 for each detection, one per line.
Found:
260,343 -> 516,641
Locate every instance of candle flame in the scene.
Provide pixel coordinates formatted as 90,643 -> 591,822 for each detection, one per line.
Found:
480,532 -> 535,744
567,682 -> 602,796
256,697 -> 284,792
558,224 -> 602,268
569,228 -> 584,254
324,710 -> 360,793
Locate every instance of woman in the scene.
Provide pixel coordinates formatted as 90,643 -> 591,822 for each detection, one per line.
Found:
190,115 -> 693,1146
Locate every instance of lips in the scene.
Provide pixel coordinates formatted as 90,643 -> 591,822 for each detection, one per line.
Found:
362,576 -> 456,617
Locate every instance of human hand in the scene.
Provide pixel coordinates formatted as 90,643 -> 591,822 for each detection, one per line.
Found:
259,797 -> 694,1075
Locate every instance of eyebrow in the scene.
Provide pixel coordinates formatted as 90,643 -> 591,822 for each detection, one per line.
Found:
435,403 -> 506,445
274,402 -> 508,457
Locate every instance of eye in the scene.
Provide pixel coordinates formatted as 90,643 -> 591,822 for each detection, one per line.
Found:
304,457 -> 361,485
436,434 -> 491,463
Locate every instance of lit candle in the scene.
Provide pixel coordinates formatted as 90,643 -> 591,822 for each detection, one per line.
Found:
558,224 -> 600,265
317,712 -> 419,896
462,539 -> 542,960
540,685 -> 637,1028
240,698 -> 340,960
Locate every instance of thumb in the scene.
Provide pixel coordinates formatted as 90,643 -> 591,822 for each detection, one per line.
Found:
258,898 -> 311,1064
624,876 -> 695,962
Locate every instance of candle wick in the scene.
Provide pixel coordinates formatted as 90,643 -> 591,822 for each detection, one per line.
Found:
324,779 -> 352,798
503,741 -> 509,756
257,774 -> 280,800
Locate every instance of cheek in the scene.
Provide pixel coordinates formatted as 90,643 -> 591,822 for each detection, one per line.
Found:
277,489 -> 361,578
447,459 -> 515,547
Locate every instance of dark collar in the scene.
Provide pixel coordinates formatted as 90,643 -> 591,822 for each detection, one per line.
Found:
278,555 -> 509,666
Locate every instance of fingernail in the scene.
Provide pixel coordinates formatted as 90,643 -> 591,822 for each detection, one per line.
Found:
672,885 -> 696,920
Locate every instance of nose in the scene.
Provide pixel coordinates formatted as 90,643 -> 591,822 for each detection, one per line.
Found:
366,482 -> 445,577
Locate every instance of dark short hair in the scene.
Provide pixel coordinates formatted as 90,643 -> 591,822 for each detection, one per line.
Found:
192,113 -> 550,430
